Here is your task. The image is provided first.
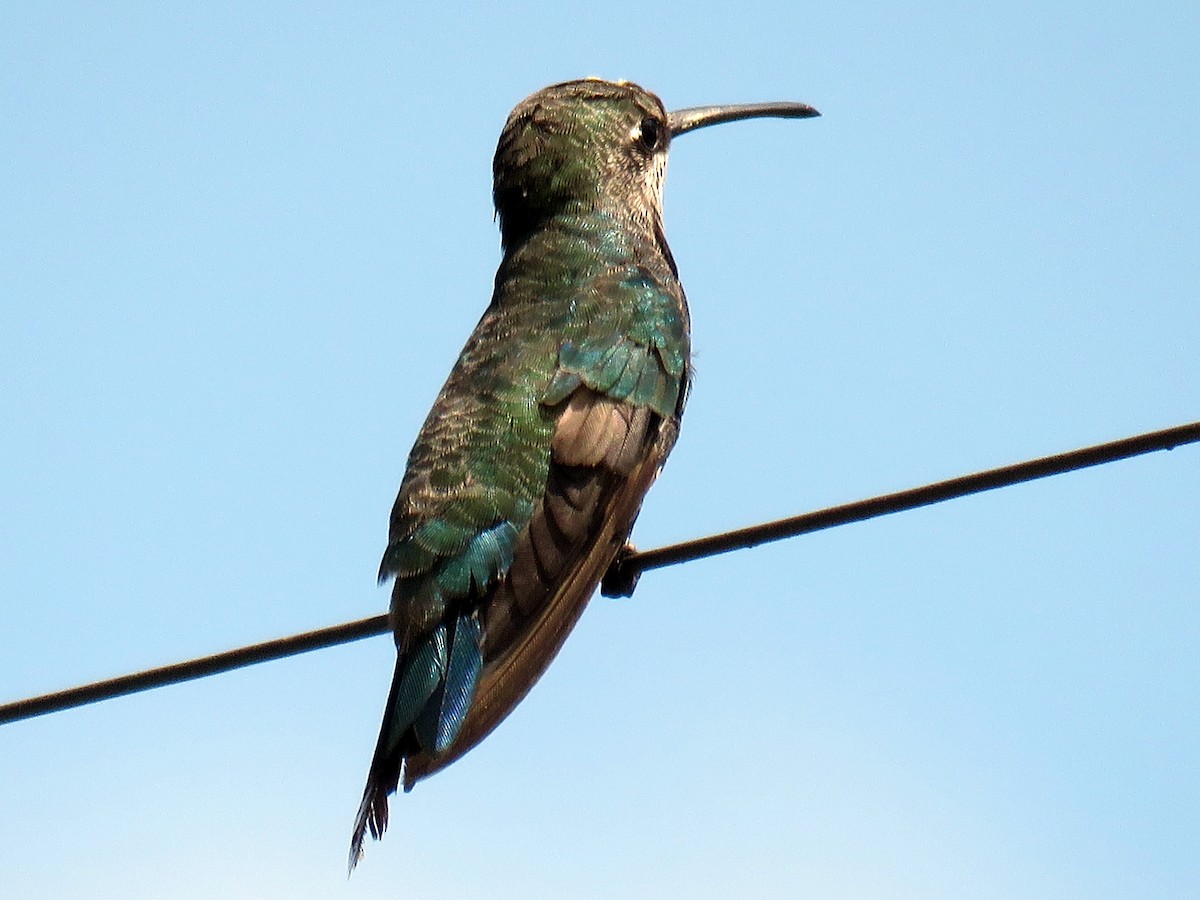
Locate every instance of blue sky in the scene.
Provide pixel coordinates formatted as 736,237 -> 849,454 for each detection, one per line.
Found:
2,3 -> 1198,898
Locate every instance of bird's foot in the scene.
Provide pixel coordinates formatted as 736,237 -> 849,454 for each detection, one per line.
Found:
601,543 -> 641,598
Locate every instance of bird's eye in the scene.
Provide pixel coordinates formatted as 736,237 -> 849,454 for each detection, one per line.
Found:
638,117 -> 663,151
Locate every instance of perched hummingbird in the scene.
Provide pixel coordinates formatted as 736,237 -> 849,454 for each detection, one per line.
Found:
350,78 -> 818,867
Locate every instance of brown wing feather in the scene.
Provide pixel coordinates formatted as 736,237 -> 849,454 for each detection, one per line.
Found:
401,388 -> 678,787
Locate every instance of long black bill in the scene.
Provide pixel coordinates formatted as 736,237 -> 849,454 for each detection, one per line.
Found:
668,101 -> 820,137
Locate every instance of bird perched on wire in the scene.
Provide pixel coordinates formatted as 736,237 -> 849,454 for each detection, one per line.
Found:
350,78 -> 818,869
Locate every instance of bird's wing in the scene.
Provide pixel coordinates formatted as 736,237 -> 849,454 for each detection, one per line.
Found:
402,384 -> 680,786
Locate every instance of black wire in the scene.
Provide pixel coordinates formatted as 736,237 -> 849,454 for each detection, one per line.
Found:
602,419 -> 1200,595
0,615 -> 389,725
2,420 -> 1197,727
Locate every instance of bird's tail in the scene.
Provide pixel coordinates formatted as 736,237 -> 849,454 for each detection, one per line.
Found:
348,612 -> 483,873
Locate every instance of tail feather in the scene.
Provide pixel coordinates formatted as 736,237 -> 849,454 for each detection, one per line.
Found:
414,615 -> 484,753
387,624 -> 447,748
348,754 -> 400,873
348,612 -> 483,873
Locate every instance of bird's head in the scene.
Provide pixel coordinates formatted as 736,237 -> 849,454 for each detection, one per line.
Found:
492,78 -> 819,247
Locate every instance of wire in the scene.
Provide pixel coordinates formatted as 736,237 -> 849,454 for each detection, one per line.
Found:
601,419 -> 1200,595
2,420 -> 1197,727
1,615 -> 388,726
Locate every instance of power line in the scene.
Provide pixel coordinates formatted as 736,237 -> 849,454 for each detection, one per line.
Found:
602,419 -> 1200,595
1,614 -> 388,726
2,420 -> 1197,727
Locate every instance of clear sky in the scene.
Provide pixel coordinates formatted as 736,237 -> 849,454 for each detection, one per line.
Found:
2,3 -> 1198,898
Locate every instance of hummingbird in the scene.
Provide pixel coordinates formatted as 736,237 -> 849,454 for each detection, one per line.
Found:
350,78 -> 818,868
